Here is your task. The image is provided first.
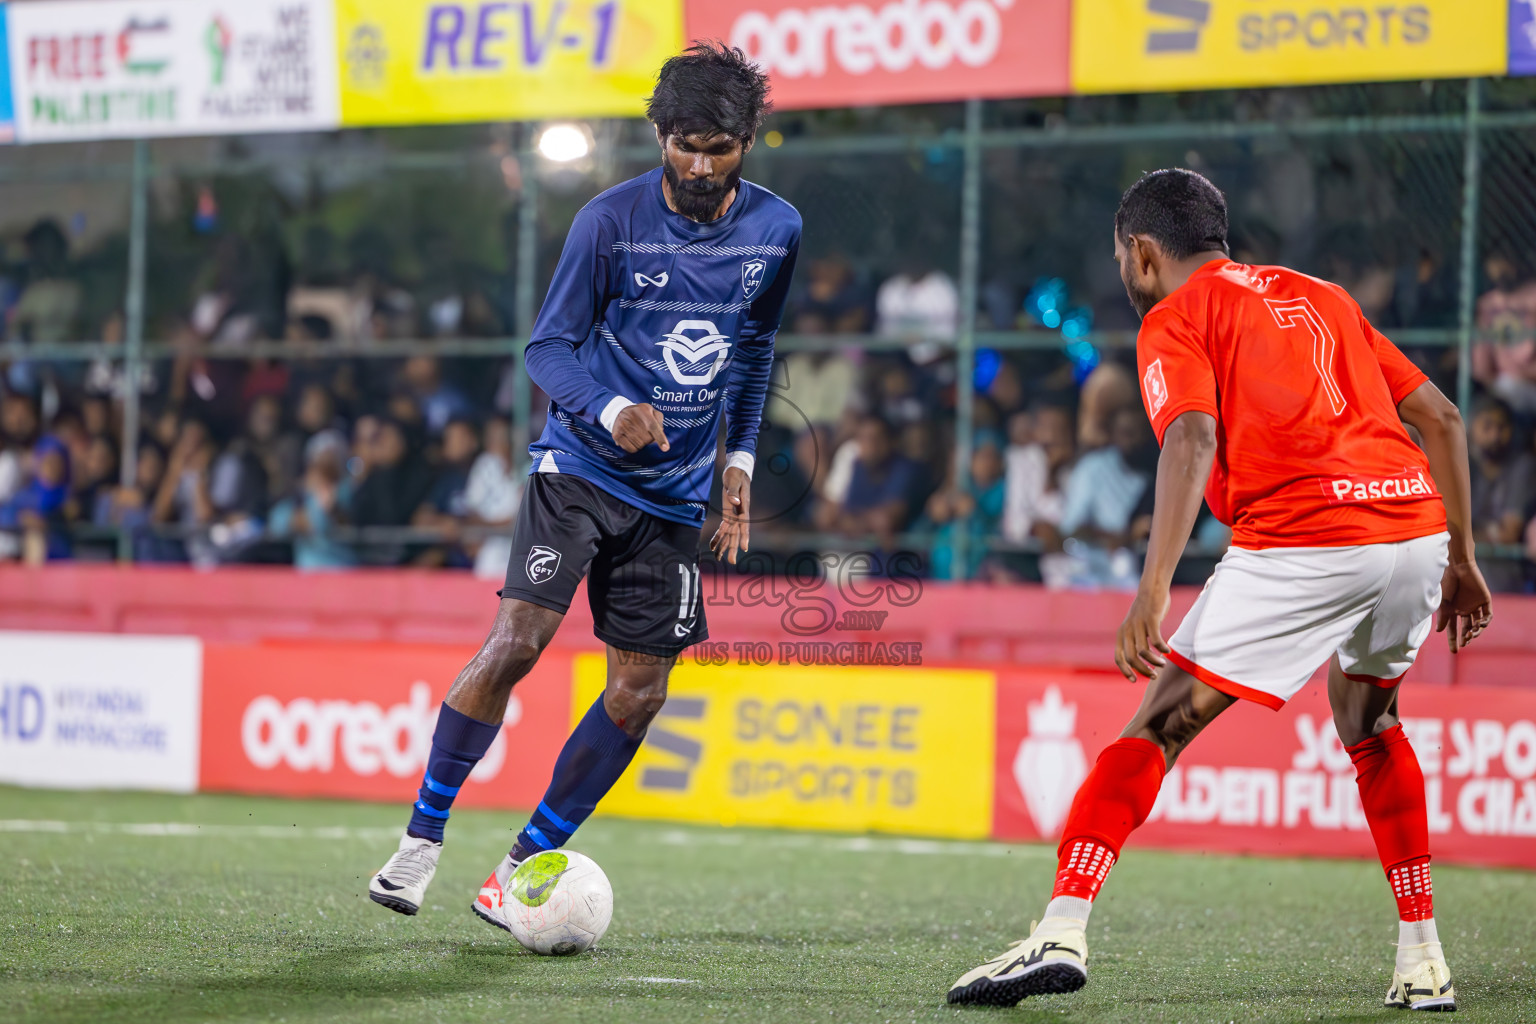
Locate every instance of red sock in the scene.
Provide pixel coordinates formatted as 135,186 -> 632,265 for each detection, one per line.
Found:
1347,724 -> 1434,921
1052,737 -> 1166,901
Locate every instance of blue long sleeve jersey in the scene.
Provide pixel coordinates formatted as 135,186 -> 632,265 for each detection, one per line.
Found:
524,167 -> 801,526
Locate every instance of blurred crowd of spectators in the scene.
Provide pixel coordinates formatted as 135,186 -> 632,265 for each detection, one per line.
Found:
2,200 -> 1536,590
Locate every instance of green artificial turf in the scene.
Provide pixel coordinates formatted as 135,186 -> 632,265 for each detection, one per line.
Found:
1,786 -> 1531,1023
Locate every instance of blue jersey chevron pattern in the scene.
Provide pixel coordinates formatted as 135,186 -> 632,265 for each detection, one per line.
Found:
524,167 -> 801,526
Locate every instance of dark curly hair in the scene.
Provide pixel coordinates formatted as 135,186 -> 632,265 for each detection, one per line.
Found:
647,41 -> 772,143
1115,168 -> 1230,261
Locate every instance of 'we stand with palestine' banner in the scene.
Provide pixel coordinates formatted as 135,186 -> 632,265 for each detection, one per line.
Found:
8,0 -> 337,142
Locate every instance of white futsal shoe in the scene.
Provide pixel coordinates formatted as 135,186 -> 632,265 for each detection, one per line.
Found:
368,833 -> 442,916
1385,943 -> 1457,1012
947,916 -> 1089,1006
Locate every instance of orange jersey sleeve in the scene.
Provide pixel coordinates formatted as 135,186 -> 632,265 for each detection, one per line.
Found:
1137,305 -> 1219,445
1366,320 -> 1432,405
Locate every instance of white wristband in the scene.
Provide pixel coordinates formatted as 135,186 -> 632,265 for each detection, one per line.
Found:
724,450 -> 755,479
599,395 -> 635,433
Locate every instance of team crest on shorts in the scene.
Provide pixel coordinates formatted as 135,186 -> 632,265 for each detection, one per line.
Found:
742,258 -> 767,299
525,545 -> 561,584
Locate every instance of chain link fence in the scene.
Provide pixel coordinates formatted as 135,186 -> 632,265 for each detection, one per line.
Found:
0,79 -> 1533,586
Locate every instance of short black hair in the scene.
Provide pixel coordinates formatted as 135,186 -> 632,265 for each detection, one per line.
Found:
1115,168 -> 1230,261
648,42 -> 771,143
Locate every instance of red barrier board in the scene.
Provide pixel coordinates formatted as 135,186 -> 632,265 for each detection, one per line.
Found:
685,0 -> 1071,110
994,670 -> 1536,870
200,642 -> 574,809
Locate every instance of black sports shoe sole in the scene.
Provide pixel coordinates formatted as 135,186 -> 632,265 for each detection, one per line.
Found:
472,901 -> 513,934
369,890 -> 420,916
947,962 -> 1087,1006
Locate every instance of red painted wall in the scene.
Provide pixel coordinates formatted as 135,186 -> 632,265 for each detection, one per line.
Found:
0,564 -> 1530,686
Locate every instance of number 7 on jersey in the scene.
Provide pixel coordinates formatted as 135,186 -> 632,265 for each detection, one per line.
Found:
1265,296 -> 1348,416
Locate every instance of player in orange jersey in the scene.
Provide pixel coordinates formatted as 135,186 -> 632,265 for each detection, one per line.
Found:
949,169 -> 1491,1012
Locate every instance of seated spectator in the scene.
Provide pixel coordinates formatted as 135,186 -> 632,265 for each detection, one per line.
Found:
150,420 -> 219,562
174,433 -> 268,568
875,258 -> 958,366
294,383 -> 348,455
245,395 -> 302,505
0,393 -> 41,504
94,442 -> 165,538
10,219 -> 82,344
1472,255 -> 1536,414
70,435 -> 118,522
466,415 -> 522,578
350,417 -> 434,564
1002,403 -> 1075,549
923,436 -> 1006,579
1469,396 -> 1535,546
411,418 -> 482,567
791,254 -> 872,335
874,363 -> 928,427
768,349 -> 859,433
0,435 -> 71,562
269,443 -> 356,571
1076,359 -> 1137,450
1053,407 -> 1154,588
813,415 -> 921,548
401,356 -> 473,437
83,311 -> 159,401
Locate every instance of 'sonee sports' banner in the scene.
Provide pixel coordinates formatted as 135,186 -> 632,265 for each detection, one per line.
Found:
0,631 -> 202,792
684,0 -> 1070,109
336,0 -> 681,126
8,0 -> 337,142
1072,0 -> 1506,94
993,670 -> 1536,870
575,653 -> 996,839
199,642 -> 571,808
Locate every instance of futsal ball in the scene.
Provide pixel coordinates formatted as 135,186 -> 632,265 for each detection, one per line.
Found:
504,850 -> 613,955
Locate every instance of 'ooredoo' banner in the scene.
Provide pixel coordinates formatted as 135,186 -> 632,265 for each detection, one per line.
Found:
199,641 -> 572,808
993,670 -> 1536,870
684,0 -> 1070,110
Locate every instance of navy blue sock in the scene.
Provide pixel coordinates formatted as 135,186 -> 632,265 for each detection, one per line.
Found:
407,703 -> 501,842
514,695 -> 641,855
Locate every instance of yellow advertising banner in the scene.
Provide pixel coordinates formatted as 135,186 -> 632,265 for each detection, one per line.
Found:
1072,0 -> 1506,94
572,654 -> 996,840
335,0 -> 682,126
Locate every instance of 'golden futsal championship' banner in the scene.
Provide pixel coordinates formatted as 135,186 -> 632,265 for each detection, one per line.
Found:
1072,0 -> 1506,94
572,654 -> 996,840
335,0 -> 682,126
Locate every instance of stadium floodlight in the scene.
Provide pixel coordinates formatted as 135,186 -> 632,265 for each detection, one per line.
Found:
537,123 -> 592,163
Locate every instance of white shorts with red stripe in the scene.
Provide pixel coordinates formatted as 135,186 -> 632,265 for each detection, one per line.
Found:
1167,532 -> 1449,710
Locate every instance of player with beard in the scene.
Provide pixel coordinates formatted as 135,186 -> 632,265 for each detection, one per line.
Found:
367,43 -> 801,927
948,169 -> 1491,1011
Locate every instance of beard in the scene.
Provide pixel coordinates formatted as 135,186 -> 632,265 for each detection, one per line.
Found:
1123,272 -> 1159,320
663,159 -> 742,222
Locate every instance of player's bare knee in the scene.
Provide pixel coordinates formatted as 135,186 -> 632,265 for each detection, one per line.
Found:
604,668 -> 670,735
478,630 -> 547,693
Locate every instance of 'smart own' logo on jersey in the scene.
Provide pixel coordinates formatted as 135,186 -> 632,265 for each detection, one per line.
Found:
657,320 -> 732,386
637,697 -> 706,792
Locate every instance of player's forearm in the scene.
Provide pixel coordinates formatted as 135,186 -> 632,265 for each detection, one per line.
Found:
722,338 -> 775,455
523,337 -> 626,428
1139,412 -> 1217,595
1418,419 -> 1477,562
1398,383 -> 1477,563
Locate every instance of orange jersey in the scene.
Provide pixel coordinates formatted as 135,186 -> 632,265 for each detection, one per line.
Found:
1136,259 -> 1447,549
